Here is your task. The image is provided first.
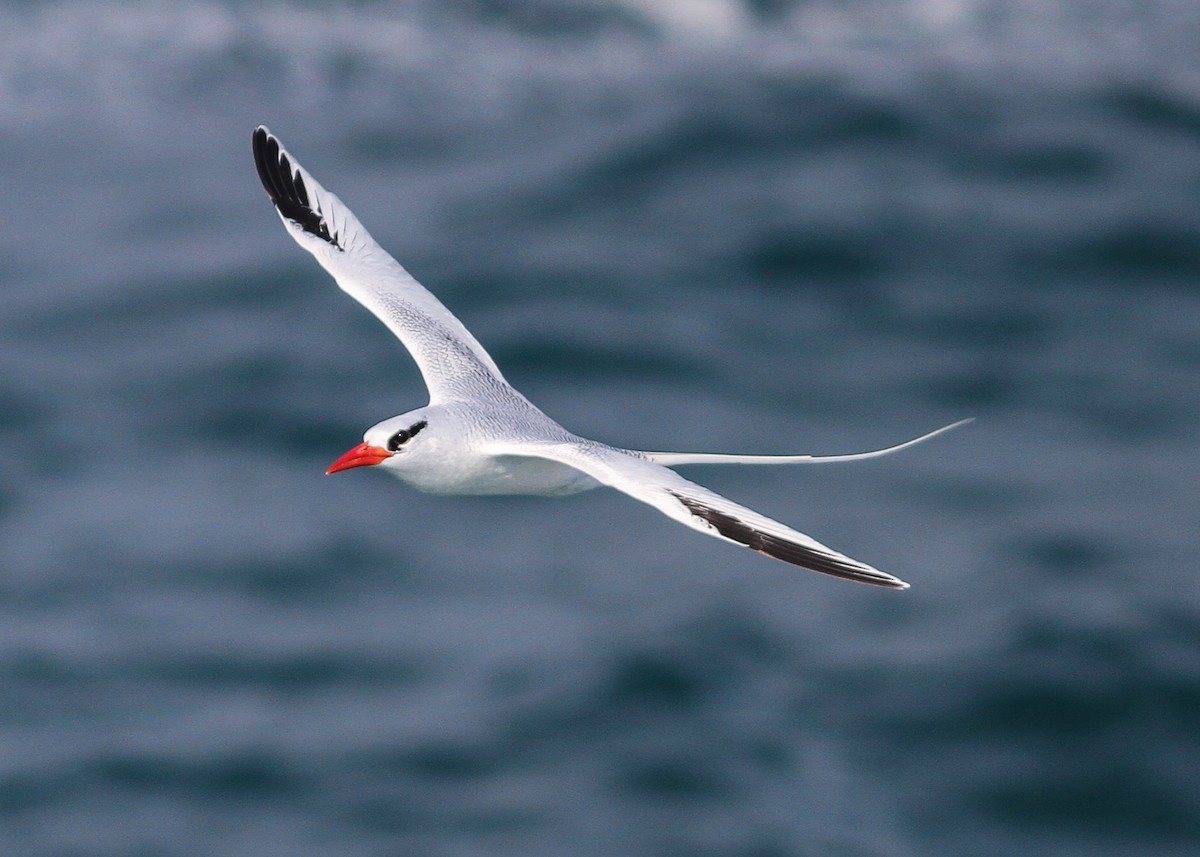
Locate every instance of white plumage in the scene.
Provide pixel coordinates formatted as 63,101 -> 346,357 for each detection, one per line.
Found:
253,126 -> 969,589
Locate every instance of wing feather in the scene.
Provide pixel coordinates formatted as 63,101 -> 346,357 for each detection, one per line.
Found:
252,126 -> 510,403
489,441 -> 910,589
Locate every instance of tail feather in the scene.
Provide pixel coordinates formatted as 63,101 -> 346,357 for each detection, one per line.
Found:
641,419 -> 972,467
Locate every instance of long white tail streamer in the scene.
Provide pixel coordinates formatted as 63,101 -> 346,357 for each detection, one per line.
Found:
641,418 -> 973,467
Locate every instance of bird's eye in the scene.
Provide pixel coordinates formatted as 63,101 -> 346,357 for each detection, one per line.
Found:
386,419 -> 427,452
386,430 -> 409,452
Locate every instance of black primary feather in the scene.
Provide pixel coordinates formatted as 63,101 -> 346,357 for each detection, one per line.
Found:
252,127 -> 339,248
671,493 -> 905,588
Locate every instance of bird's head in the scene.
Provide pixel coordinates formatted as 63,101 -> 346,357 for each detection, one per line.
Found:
326,410 -> 432,475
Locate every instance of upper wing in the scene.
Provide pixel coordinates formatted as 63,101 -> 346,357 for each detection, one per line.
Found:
489,440 -> 910,589
252,126 -> 510,403
640,419 -> 972,466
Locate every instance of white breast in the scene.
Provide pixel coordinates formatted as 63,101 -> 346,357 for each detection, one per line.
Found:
393,452 -> 600,496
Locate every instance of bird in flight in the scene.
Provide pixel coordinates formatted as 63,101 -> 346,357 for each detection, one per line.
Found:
252,126 -> 968,589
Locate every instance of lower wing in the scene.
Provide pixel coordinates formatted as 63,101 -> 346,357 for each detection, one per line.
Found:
489,440 -> 910,589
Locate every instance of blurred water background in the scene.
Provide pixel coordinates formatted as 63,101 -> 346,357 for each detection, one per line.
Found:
2,1 -> 1199,855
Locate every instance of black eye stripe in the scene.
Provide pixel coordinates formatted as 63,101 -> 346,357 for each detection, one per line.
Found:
386,420 -> 428,452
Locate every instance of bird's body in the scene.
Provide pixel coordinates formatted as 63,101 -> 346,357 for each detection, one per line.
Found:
252,126 -> 968,589
367,401 -> 602,496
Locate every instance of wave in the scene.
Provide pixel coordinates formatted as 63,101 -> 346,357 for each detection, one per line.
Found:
3,0 -> 1200,130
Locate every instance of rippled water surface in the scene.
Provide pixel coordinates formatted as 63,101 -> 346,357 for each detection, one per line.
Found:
2,2 -> 1199,855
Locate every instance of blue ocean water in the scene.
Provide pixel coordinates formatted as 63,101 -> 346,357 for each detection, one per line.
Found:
2,1 -> 1199,855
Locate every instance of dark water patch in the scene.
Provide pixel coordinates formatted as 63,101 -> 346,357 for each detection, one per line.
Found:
172,33 -> 290,106
1009,531 -> 1119,576
613,756 -> 733,800
955,667 -> 1200,835
537,117 -> 765,210
745,0 -> 803,21
1084,224 -> 1200,277
596,611 -> 784,713
2,754 -> 305,817
1154,332 -> 1200,371
893,622 -> 1200,747
339,794 -> 543,837
443,807 -> 547,836
0,244 -> 31,291
492,338 -> 704,383
489,612 -> 774,752
743,230 -> 888,283
1153,603 -> 1200,649
537,80 -> 919,212
87,748 -> 305,798
947,139 -> 1111,183
974,763 -> 1200,837
889,475 -> 1038,516
15,635 -> 428,692
436,266 -> 615,308
655,839 -> 798,857
486,662 -> 545,700
448,0 -> 653,39
134,350 -> 366,457
988,144 -> 1108,183
911,307 -> 1051,350
365,742 -> 500,782
0,769 -> 90,818
1094,83 -> 1200,139
862,614 -> 1200,842
337,797 -> 424,835
185,350 -> 294,394
202,539 -> 402,602
1025,222 -> 1200,278
0,384 -> 50,433
808,98 -> 919,149
151,651 -> 425,693
6,648 -> 94,684
0,481 -> 16,522
601,651 -> 709,710
1072,390 -> 1198,443
497,609 -> 788,758
201,405 -> 354,460
14,266 -> 307,338
741,735 -> 791,773
920,368 -> 1022,411
347,123 -> 468,166
770,79 -> 921,149
397,744 -> 495,781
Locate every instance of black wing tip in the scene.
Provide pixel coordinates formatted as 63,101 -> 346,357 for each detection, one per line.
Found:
671,493 -> 909,589
251,125 -> 340,248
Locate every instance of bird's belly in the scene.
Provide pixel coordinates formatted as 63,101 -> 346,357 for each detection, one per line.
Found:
398,454 -> 600,497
